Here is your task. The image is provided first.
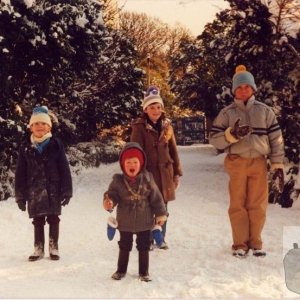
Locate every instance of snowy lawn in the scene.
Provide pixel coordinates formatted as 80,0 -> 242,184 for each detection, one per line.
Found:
1,144 -> 300,299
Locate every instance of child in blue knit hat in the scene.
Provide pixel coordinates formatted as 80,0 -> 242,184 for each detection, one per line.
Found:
15,106 -> 72,261
209,65 -> 285,258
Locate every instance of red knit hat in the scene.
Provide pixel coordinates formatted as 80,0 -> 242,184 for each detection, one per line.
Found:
120,148 -> 145,168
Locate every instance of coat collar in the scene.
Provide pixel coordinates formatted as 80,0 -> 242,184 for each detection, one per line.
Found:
134,116 -> 170,131
234,95 -> 255,111
133,117 -> 172,143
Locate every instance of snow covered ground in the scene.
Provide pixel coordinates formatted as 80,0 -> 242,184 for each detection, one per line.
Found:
1,144 -> 300,299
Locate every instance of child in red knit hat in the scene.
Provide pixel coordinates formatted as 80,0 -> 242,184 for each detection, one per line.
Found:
103,142 -> 167,282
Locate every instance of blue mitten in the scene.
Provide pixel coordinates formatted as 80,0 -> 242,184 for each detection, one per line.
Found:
152,224 -> 163,247
107,215 -> 118,241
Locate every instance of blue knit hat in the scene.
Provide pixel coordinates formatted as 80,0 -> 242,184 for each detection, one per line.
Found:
232,65 -> 257,93
29,106 -> 52,127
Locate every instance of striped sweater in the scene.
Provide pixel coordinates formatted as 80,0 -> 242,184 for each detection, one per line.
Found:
209,96 -> 284,168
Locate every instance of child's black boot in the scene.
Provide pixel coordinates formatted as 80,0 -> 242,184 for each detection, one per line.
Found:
49,223 -> 60,260
28,225 -> 45,261
138,251 -> 151,282
111,250 -> 130,280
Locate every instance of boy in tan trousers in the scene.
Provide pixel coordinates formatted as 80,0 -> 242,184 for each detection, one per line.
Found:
209,65 -> 284,258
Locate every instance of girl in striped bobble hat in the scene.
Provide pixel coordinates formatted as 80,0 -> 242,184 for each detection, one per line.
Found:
130,86 -> 183,250
15,105 -> 72,262
209,65 -> 284,258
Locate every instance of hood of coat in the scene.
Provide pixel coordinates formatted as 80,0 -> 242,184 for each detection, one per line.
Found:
119,142 -> 147,176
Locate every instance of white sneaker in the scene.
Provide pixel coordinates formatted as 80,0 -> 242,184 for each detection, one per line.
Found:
139,274 -> 151,282
252,249 -> 266,257
159,241 -> 169,250
232,249 -> 248,258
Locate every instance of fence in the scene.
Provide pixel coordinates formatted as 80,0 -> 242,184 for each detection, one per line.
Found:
172,116 -> 207,145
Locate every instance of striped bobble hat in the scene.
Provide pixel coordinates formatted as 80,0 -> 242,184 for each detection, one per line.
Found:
142,86 -> 164,111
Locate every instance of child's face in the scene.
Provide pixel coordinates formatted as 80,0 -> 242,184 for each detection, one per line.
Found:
30,122 -> 51,138
144,103 -> 163,123
234,84 -> 254,101
124,157 -> 141,177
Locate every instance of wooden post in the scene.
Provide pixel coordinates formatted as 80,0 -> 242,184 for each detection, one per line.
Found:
147,53 -> 150,87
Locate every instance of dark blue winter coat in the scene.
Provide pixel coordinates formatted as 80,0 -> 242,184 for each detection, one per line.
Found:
15,137 -> 73,218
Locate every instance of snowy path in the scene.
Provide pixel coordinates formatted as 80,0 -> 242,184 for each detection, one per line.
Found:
1,145 -> 300,299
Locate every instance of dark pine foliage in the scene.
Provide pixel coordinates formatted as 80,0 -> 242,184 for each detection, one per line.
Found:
0,0 -> 144,200
169,0 -> 300,206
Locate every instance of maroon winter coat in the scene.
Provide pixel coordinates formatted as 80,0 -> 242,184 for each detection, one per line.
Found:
131,115 -> 182,202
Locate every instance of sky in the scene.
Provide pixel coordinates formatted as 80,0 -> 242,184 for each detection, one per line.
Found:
1,145 -> 300,299
119,0 -> 230,36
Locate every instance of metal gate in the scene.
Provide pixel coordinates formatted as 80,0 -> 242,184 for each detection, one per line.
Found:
172,116 -> 207,145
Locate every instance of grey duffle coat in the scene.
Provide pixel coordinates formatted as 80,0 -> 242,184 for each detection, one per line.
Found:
105,142 -> 167,233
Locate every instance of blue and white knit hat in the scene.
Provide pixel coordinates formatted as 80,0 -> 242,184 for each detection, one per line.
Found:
29,106 -> 52,127
232,65 -> 257,93
142,86 -> 164,111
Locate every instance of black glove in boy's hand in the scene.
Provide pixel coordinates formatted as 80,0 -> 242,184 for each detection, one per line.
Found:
17,201 -> 26,211
61,197 -> 71,206
272,168 -> 284,193
230,118 -> 252,139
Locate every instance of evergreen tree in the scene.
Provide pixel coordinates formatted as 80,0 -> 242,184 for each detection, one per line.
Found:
169,0 -> 300,205
0,0 -> 144,199
119,11 -> 193,113
70,30 -> 144,141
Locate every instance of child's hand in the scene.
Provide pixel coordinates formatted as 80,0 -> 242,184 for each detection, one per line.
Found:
103,199 -> 113,211
156,215 -> 167,226
230,118 -> 252,139
157,220 -> 165,226
173,175 -> 180,189
103,194 -> 114,211
61,197 -> 71,206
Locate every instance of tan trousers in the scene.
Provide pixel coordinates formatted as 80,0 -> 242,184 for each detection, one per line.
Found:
224,155 -> 268,251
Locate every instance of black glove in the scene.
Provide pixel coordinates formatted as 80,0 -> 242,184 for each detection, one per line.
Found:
272,168 -> 284,193
230,118 -> 252,139
17,201 -> 26,211
61,197 -> 71,206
